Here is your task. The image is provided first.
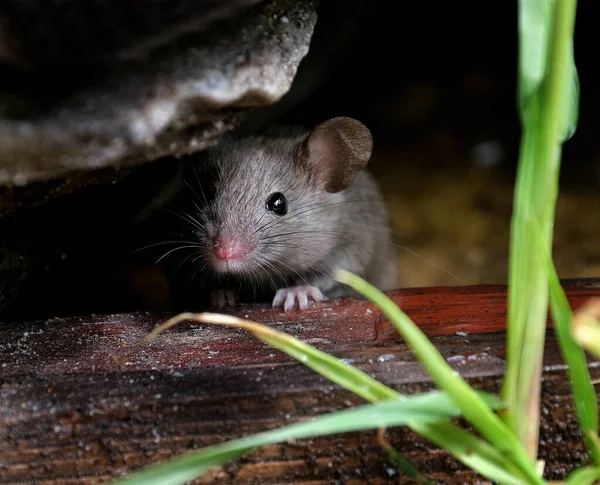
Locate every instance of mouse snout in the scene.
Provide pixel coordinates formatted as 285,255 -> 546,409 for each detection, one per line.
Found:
212,236 -> 246,261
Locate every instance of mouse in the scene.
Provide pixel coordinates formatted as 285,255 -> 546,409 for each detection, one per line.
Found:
161,116 -> 397,311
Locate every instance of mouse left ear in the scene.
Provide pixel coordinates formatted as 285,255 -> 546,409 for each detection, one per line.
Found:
302,117 -> 373,193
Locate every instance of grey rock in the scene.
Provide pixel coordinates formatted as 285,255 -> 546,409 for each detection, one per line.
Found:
0,0 -> 265,69
0,0 -> 317,189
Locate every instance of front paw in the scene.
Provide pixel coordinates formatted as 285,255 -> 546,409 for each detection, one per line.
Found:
272,286 -> 326,311
210,289 -> 239,308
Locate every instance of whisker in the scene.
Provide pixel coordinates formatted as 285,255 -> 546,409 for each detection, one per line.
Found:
191,163 -> 210,205
189,259 -> 210,282
260,232 -> 363,247
260,259 -> 286,288
156,245 -> 201,263
176,251 -> 205,270
182,179 -> 205,209
260,230 -> 355,240
390,242 -> 461,282
255,198 -> 378,234
248,209 -> 270,237
267,256 -> 310,287
183,186 -> 204,215
131,239 -> 202,255
162,207 -> 205,232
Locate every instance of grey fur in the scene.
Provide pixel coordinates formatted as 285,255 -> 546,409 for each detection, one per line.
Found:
183,122 -> 397,304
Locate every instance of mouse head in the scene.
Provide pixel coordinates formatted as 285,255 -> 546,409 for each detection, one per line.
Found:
184,117 -> 373,282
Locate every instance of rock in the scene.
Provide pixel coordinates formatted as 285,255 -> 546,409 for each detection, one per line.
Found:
0,0 -> 265,70
0,0 -> 317,203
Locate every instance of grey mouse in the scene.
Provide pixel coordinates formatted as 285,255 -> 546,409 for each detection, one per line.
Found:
168,116 -> 397,311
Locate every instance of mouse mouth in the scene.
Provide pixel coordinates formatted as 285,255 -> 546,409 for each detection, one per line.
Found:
209,258 -> 251,275
206,235 -> 255,275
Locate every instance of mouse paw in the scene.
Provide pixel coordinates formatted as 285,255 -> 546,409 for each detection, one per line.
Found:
272,286 -> 326,311
210,289 -> 239,308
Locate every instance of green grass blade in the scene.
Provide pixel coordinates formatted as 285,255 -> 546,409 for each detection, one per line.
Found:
565,466 -> 600,485
126,312 -> 537,484
257,331 -> 400,401
258,326 -> 526,481
544,258 -> 600,465
413,422 -> 535,485
135,311 -> 401,403
517,0 -> 554,117
335,270 -> 543,484
504,0 -> 579,458
523,190 -> 598,473
562,65 -> 580,141
245,317 -> 535,484
503,102 -> 548,451
106,392 -> 504,485
377,430 -> 433,485
517,0 -> 579,141
551,0 -> 579,143
378,441 -> 432,484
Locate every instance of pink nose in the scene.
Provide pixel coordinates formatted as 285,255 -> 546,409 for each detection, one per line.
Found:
213,237 -> 244,261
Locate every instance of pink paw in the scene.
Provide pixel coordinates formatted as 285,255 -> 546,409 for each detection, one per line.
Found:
272,286 -> 326,311
210,289 -> 239,308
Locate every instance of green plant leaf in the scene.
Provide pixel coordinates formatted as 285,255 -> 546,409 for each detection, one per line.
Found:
518,0 -> 578,140
561,64 -> 580,141
544,254 -> 600,466
504,0 -> 579,458
335,270 -> 544,485
526,209 -> 599,468
258,327 -> 400,402
118,312 -> 534,485
377,429 -> 433,485
565,466 -> 600,485
106,392 -> 506,485
412,421 -> 532,485
128,311 -> 400,402
517,0 -> 555,116
503,99 -> 551,458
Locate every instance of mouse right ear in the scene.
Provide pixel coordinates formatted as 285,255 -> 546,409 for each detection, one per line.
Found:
302,117 -> 373,193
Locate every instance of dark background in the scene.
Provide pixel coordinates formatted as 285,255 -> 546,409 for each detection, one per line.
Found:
3,0 -> 600,321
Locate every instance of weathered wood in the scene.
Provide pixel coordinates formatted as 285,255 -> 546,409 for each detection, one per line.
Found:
1,280 -> 600,484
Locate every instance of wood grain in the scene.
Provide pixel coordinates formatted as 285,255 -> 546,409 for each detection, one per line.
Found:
1,279 -> 600,484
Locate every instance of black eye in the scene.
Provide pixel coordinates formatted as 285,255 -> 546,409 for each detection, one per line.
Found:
266,192 -> 287,215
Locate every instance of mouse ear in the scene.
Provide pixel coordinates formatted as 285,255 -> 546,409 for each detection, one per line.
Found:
302,117 -> 373,193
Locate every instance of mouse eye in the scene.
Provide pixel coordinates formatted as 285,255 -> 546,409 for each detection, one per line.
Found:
266,192 -> 287,215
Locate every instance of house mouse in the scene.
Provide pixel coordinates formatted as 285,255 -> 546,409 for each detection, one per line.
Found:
163,116 -> 397,311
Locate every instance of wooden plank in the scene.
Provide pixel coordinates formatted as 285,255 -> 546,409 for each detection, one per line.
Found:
1,280 -> 600,484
